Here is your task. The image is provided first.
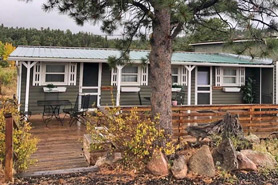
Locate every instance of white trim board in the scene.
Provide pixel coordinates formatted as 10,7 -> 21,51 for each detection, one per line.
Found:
12,58 -> 274,68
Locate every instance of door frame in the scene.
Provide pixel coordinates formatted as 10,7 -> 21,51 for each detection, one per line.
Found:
79,62 -> 102,110
195,66 -> 212,105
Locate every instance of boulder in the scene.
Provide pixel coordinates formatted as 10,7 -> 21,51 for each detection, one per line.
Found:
245,134 -> 260,144
95,152 -> 123,167
147,150 -> 169,176
176,149 -> 194,162
95,156 -> 112,167
213,138 -> 238,171
236,152 -> 257,171
188,145 -> 215,177
241,150 -> 277,169
171,155 -> 188,179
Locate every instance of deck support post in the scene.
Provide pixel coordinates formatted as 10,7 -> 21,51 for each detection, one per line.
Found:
185,65 -> 196,105
4,113 -> 13,183
22,61 -> 37,114
116,65 -> 124,106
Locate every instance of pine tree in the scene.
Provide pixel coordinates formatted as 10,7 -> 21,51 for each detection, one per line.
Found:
40,0 -> 278,137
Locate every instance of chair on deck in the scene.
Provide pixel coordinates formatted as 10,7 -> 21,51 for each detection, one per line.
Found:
63,95 -> 91,126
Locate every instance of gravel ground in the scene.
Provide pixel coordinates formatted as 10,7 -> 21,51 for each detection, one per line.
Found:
11,170 -> 278,185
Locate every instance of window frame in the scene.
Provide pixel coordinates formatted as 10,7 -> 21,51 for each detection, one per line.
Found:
41,63 -> 69,85
121,65 -> 141,86
221,67 -> 240,87
172,66 -> 180,85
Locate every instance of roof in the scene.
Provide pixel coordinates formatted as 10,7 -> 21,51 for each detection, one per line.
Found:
8,46 -> 273,66
189,39 -> 255,46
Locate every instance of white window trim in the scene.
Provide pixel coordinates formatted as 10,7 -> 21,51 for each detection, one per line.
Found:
220,67 -> 244,87
41,63 -> 69,86
172,66 -> 181,85
121,65 -> 141,86
172,65 -> 187,86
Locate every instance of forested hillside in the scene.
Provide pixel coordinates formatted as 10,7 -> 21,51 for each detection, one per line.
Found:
0,24 -> 151,49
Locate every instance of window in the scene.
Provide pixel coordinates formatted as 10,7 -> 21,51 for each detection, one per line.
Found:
171,66 -> 187,86
215,67 -> 245,87
172,67 -> 179,85
121,66 -> 140,85
223,68 -> 237,85
42,63 -> 68,85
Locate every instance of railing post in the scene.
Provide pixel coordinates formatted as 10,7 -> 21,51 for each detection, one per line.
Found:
179,110 -> 182,139
249,107 -> 254,134
4,113 -> 13,183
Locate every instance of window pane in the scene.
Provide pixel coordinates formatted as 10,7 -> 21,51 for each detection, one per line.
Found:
122,75 -> 138,82
46,74 -> 65,82
198,71 -> 209,85
223,68 -> 236,76
223,77 -> 236,83
46,65 -> 65,72
122,66 -> 138,73
172,76 -> 178,83
198,93 -> 210,104
172,67 -> 179,74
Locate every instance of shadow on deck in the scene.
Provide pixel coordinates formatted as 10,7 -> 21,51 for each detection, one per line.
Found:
26,115 -> 88,173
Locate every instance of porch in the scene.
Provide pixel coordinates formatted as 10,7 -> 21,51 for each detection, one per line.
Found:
25,115 -> 88,173
24,103 -> 278,173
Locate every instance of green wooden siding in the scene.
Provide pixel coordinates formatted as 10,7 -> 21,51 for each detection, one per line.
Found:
20,62 -> 270,114
20,63 -> 80,114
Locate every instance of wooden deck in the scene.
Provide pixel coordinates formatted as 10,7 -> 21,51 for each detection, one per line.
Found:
26,115 -> 88,173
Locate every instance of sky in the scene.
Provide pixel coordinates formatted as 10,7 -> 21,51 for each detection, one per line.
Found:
0,0 -> 122,37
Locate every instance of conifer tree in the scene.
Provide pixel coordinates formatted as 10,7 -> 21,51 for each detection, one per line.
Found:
41,0 -> 278,137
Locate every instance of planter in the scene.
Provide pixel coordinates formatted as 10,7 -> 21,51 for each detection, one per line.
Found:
121,87 -> 141,92
172,88 -> 181,92
43,87 -> 67,93
172,100 -> 178,106
83,134 -> 110,165
222,87 -> 241,92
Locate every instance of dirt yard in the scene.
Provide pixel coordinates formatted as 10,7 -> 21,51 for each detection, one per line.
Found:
12,168 -> 278,185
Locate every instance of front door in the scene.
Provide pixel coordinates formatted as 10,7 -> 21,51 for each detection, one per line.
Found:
79,63 -> 100,109
196,66 -> 212,105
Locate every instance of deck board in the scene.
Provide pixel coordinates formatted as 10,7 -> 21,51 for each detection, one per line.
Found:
26,115 -> 89,173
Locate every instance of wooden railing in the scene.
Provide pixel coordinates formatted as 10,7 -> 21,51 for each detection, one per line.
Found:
122,104 -> 278,138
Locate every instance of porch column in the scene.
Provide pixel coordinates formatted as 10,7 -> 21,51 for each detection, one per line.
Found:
116,65 -> 124,106
22,61 -> 37,113
276,61 -> 278,104
185,65 -> 196,105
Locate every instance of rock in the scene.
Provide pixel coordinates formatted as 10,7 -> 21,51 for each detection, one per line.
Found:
112,152 -> 122,163
188,145 -> 215,177
147,150 -> 169,176
176,149 -> 194,162
171,155 -> 188,179
95,156 -> 111,167
95,152 -> 122,167
241,150 -> 277,169
213,138 -> 238,171
237,152 -> 257,171
245,134 -> 260,144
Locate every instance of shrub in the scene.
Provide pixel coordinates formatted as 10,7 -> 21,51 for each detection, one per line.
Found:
87,107 -> 177,170
0,98 -> 37,172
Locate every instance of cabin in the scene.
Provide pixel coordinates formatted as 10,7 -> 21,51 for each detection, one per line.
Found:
8,46 -> 275,114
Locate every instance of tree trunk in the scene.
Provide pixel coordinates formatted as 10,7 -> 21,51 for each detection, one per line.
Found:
149,6 -> 172,137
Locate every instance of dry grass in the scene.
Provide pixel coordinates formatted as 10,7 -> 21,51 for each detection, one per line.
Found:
1,84 -> 16,98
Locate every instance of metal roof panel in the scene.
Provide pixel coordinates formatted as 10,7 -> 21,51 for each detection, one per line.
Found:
8,46 -> 273,65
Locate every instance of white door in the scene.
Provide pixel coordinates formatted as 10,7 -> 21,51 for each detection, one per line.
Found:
196,66 -> 212,105
79,63 -> 102,109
